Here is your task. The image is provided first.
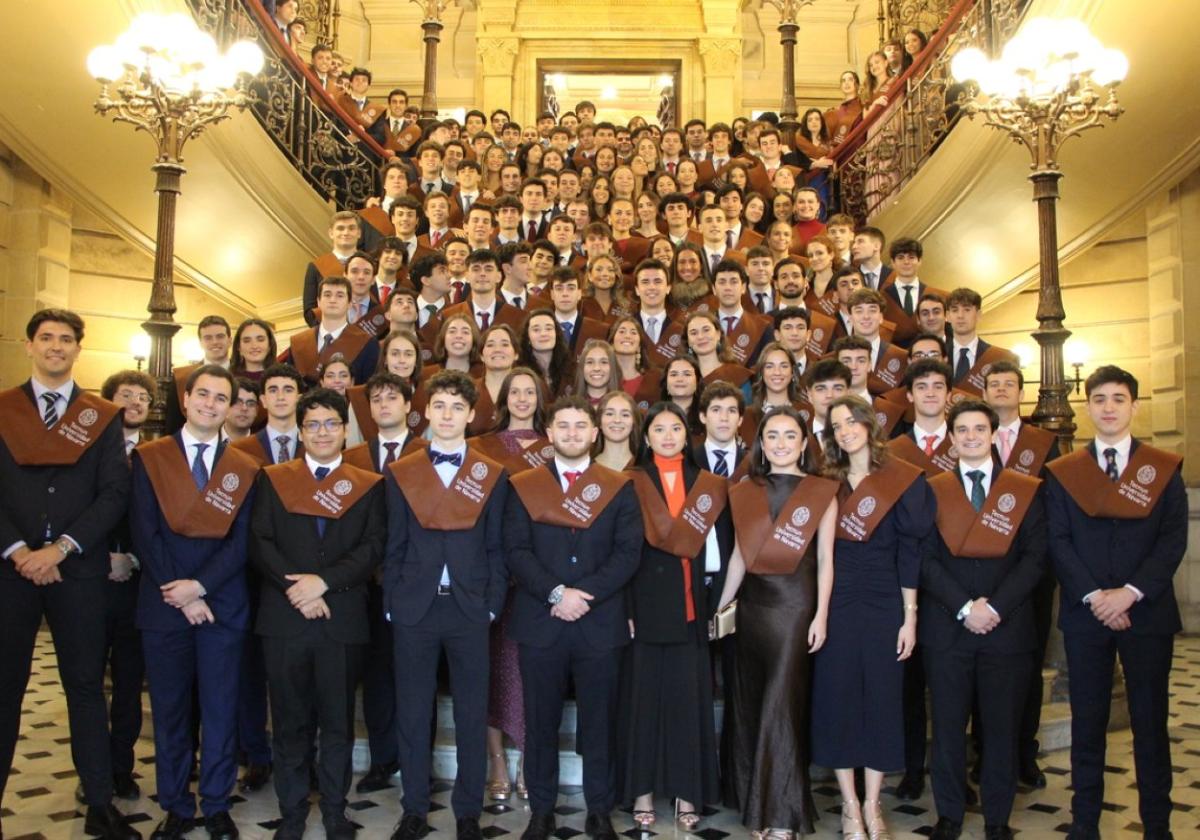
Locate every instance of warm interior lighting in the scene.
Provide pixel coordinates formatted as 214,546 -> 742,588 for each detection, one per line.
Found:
1066,338 -> 1090,369
130,332 -> 151,360
656,74 -> 674,89
600,85 -> 618,101
181,338 -> 204,365
1013,343 -> 1036,369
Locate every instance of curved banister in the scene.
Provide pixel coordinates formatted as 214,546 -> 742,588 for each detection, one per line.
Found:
831,0 -> 976,164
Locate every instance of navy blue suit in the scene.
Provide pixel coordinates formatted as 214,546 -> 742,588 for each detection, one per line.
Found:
384,455 -> 509,817
504,464 -> 642,815
131,436 -> 254,820
1045,441 -> 1186,836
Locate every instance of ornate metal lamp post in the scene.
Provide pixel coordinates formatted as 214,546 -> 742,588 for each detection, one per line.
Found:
952,18 -> 1127,450
88,13 -> 262,437
412,0 -> 449,119
762,0 -> 816,134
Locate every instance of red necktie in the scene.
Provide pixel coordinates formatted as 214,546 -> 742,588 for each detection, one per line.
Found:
479,310 -> 491,329
564,470 -> 581,487
431,230 -> 442,248
452,281 -> 466,302
378,285 -> 391,307
528,221 -> 537,241
923,435 -> 936,457
723,317 -> 736,335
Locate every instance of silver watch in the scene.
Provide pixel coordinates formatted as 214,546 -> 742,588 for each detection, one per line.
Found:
548,584 -> 565,606
55,539 -> 75,558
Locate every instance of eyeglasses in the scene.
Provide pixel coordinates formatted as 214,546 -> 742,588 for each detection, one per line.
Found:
911,350 -> 943,359
233,398 -> 259,408
301,419 -> 345,433
116,390 -> 152,404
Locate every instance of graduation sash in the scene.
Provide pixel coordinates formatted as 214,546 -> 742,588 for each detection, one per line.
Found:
867,342 -> 909,394
468,433 -> 554,474
265,459 -> 382,518
631,470 -> 728,558
137,437 -> 259,538
346,385 -> 377,440
172,363 -> 200,412
872,396 -> 907,438
835,457 -> 923,542
929,468 -> 1041,558
1004,423 -> 1058,477
806,287 -> 840,319
358,206 -> 395,237
312,252 -> 346,280
805,310 -> 839,357
388,447 -> 504,530
725,313 -> 771,365
729,475 -> 838,575
353,305 -> 390,339
702,363 -> 753,389
1046,444 -> 1182,520
510,462 -> 630,528
288,326 -> 373,380
887,432 -> 958,477
0,388 -> 120,466
644,319 -> 687,369
959,345 -> 1021,396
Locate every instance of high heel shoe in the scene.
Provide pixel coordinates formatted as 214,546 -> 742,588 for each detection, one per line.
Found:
487,753 -> 512,801
862,800 -> 892,840
631,810 -> 656,829
674,800 -> 700,832
840,801 -> 867,840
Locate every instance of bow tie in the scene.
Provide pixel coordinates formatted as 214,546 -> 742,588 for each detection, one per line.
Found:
430,450 -> 463,467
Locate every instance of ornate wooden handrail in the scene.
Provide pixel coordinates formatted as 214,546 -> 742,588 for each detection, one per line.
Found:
831,0 -> 1025,221
187,0 -> 388,208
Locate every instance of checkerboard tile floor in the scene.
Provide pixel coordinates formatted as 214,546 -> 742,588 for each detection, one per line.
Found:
6,632 -> 1200,838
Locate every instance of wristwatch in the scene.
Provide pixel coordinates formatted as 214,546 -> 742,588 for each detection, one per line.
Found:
548,584 -> 565,606
54,538 -> 76,559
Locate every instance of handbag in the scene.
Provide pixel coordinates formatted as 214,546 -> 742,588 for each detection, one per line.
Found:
713,600 -> 737,639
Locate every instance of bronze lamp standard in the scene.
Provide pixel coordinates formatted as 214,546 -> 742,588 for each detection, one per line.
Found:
88,12 -> 262,437
412,0 -> 450,120
761,0 -> 816,138
951,17 -> 1127,450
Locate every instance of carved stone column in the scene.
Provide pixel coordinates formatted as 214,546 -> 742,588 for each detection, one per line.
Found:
697,38 -> 741,125
477,37 -> 519,119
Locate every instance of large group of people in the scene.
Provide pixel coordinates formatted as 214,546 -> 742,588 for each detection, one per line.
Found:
0,14 -> 1187,840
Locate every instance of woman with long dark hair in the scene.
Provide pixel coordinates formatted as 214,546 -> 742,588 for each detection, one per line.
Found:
683,311 -> 753,392
230,318 -> 277,379
609,316 -> 662,410
812,396 -> 933,840
660,355 -> 704,438
718,406 -> 839,839
671,243 -> 711,312
594,389 -> 641,471
517,309 -> 573,397
472,324 -> 519,436
573,339 -> 621,405
618,402 -> 730,830
580,255 -> 633,322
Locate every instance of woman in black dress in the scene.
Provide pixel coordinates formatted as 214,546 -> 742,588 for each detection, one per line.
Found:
719,406 -> 839,839
811,396 -> 934,839
618,402 -> 730,830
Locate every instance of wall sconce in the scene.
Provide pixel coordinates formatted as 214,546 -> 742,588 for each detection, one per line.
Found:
1066,339 -> 1090,394
182,338 -> 204,365
130,333 -> 151,371
1013,343 -> 1036,370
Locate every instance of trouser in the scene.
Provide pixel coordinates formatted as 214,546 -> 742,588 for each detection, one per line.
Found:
363,580 -> 398,767
104,575 -> 144,777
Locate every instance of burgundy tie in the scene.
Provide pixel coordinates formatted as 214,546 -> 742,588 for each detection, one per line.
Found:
431,230 -> 442,248
667,162 -> 676,175
479,311 -> 491,329
724,317 -> 736,335
528,221 -> 537,241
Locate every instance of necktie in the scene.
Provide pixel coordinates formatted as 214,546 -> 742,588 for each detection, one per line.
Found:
513,296 -> 523,310
710,253 -> 720,274
923,435 -> 937,457
563,470 -> 582,487
903,284 -> 914,316
863,272 -> 875,290
667,162 -> 676,175
723,316 -> 737,335
954,347 -> 971,383
392,119 -> 400,133
383,441 -> 400,465
463,195 -> 474,213
998,429 -> 1013,464
379,285 -> 391,307
314,466 -> 330,536
452,281 -> 466,302
967,469 -> 986,512
726,230 -> 734,250
431,450 -> 463,467
646,317 -> 659,343
528,221 -> 538,241
560,321 -> 574,343
321,333 -> 334,353
191,443 -> 210,491
275,435 -> 291,463
712,449 -> 729,477
425,182 -> 435,194
431,230 -> 442,248
41,392 -> 60,428
755,292 -> 767,313
1104,447 -> 1119,482
125,438 -> 136,457
478,310 -> 491,330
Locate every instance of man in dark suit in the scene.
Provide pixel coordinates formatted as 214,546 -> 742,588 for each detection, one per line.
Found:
1045,366 -> 1186,840
97,370 -> 158,804
519,178 -> 550,242
130,365 -> 259,840
945,288 -> 1018,396
504,397 -> 643,840
283,277 -> 381,387
547,268 -> 608,356
413,141 -> 453,197
695,381 -> 747,477
302,211 -> 363,327
252,389 -> 386,840
438,250 -> 525,333
920,400 -> 1046,840
0,309 -> 137,840
850,226 -> 892,291
384,372 -> 509,840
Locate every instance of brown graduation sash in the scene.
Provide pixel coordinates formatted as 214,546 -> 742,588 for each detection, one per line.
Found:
872,396 -> 907,438
173,364 -> 200,412
929,468 -> 1041,558
346,385 -> 378,440
312,252 -> 346,279
725,314 -> 770,365
806,288 -> 840,319
289,326 -> 373,380
703,363 -> 752,388
887,432 -> 957,477
1005,423 -> 1057,477
265,459 -> 382,518
729,475 -> 839,575
137,437 -> 259,538
867,342 -> 909,394
959,345 -> 1020,396
469,433 -> 554,474
0,388 -> 121,466
631,470 -> 728,558
645,319 -> 687,369
353,306 -> 390,339
509,462 -> 631,528
343,436 -> 427,472
805,310 -> 839,357
358,206 -> 395,237
388,447 -> 504,530
835,457 -> 923,542
1046,444 -> 1182,520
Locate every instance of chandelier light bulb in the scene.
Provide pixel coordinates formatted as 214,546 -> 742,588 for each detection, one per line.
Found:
87,45 -> 124,82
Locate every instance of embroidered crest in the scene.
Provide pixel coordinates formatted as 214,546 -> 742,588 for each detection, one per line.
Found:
667,334 -> 682,348
333,479 -> 353,496
581,483 -> 602,502
221,473 -> 240,493
791,506 -> 811,527
407,410 -> 421,428
875,411 -> 888,427
1137,465 -> 1157,486
696,494 -> 713,513
812,328 -> 824,341
737,334 -> 750,348
541,445 -> 555,459
887,358 -> 901,373
78,408 -> 98,427
471,461 -> 489,481
997,492 -> 1016,513
1018,449 -> 1035,468
857,496 -> 876,517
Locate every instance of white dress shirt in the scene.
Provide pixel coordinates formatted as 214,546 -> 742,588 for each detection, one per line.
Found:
417,296 -> 446,327
704,440 -> 739,475
952,336 -> 981,371
893,279 -> 920,314
1095,434 -> 1132,477
640,311 -> 666,343
317,322 -> 349,348
305,452 -> 342,477
913,421 -> 948,454
377,430 -> 410,466
430,443 -> 468,586
181,426 -> 219,478
554,456 -> 590,492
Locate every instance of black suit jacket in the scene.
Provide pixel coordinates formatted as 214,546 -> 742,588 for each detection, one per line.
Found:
382,458 -> 509,625
503,463 -> 643,649
250,469 -> 386,644
1045,440 -> 1186,638
519,217 -> 549,242
627,462 -> 733,644
0,383 -> 130,580
919,458 -> 1047,654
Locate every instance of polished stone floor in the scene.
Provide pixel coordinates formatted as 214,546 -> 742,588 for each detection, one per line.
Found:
6,632 -> 1200,838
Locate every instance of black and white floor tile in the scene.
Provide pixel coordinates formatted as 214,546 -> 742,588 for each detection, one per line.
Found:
6,632 -> 1200,838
